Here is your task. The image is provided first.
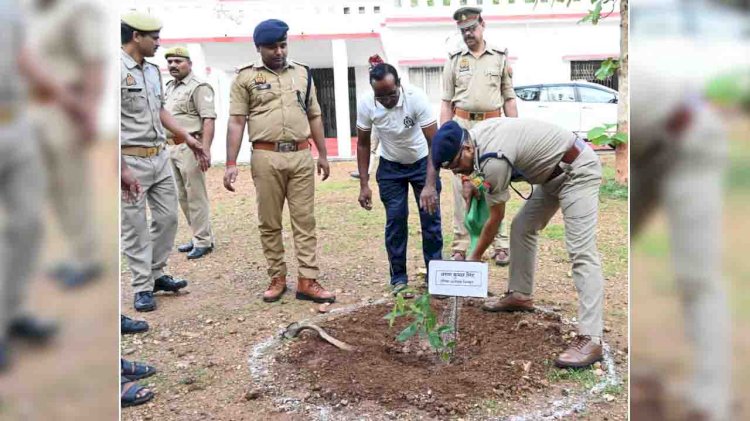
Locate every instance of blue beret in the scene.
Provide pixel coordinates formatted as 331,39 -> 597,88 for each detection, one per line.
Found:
253,19 -> 289,46
432,121 -> 465,170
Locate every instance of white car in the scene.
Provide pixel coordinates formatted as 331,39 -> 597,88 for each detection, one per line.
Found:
513,81 -> 619,140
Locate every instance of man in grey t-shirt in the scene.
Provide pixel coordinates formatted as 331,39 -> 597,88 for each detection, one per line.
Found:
431,118 -> 605,368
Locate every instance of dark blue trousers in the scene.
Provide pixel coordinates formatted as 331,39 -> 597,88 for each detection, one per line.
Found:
376,156 -> 443,286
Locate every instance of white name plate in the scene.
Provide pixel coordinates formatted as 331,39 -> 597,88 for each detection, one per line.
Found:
428,260 -> 489,298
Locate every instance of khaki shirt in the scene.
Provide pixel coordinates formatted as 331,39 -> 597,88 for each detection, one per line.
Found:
229,59 -> 322,142
28,0 -> 106,85
442,44 -> 516,112
469,118 -> 575,205
120,49 -> 166,147
164,72 -> 217,137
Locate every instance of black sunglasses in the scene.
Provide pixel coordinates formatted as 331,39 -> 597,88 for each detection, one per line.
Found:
374,86 -> 402,104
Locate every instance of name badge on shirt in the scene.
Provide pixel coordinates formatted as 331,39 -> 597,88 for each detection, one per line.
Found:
127,88 -> 142,92
255,83 -> 272,90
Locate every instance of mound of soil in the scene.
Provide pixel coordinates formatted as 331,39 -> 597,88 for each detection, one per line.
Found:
271,299 -> 570,416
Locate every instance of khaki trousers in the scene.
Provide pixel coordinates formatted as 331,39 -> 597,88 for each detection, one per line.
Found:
34,106 -> 97,267
250,149 -> 319,279
509,147 -> 604,337
168,143 -> 213,248
451,116 -> 509,254
632,106 -> 730,420
121,150 -> 178,293
0,122 -> 44,341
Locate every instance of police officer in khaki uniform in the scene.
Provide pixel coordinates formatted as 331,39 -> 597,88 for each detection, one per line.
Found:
432,119 -> 605,368
28,0 -> 106,287
631,61 -> 731,420
224,19 -> 335,304
163,46 -> 217,260
0,5 -> 63,370
120,12 -> 209,312
440,6 -> 518,266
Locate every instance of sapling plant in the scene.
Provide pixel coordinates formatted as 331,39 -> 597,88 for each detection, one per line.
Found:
384,287 -> 456,362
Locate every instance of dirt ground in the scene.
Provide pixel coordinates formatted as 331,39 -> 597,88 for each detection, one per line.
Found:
271,301 -> 613,418
121,153 -> 628,420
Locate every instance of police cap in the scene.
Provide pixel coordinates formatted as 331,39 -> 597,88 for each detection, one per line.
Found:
253,19 -> 289,46
164,46 -> 190,59
453,6 -> 482,29
432,121 -> 467,170
121,11 -> 162,32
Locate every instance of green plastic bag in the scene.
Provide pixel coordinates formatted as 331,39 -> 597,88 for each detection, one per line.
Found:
464,182 -> 490,256
705,69 -> 750,109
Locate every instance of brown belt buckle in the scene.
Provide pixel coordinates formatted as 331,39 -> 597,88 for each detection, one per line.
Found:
470,112 -> 484,121
277,142 -> 296,152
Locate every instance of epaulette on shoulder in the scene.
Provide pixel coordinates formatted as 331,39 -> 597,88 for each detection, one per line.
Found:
289,59 -> 310,69
489,46 -> 508,55
191,75 -> 207,85
166,79 -> 175,86
448,49 -> 463,58
234,63 -> 255,74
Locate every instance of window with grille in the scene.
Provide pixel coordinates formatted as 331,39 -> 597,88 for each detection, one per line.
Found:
570,60 -> 618,91
408,67 -> 444,103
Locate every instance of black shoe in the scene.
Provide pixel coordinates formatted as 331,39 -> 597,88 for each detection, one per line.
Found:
59,264 -> 103,289
0,342 -> 10,372
8,316 -> 58,344
177,241 -> 194,253
187,246 -> 213,260
121,315 -> 149,334
134,291 -> 156,312
153,275 -> 188,293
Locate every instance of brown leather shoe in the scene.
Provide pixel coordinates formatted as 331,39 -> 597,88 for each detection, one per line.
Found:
295,277 -> 336,303
481,291 -> 534,312
451,251 -> 466,261
492,248 -> 510,267
554,335 -> 603,368
262,276 -> 287,302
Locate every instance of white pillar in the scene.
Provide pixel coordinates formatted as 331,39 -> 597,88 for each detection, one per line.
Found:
332,39 -> 352,159
187,43 -> 208,79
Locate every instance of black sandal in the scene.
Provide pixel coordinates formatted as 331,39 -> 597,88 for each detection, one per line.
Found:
121,376 -> 153,408
121,358 -> 156,381
392,283 -> 415,299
